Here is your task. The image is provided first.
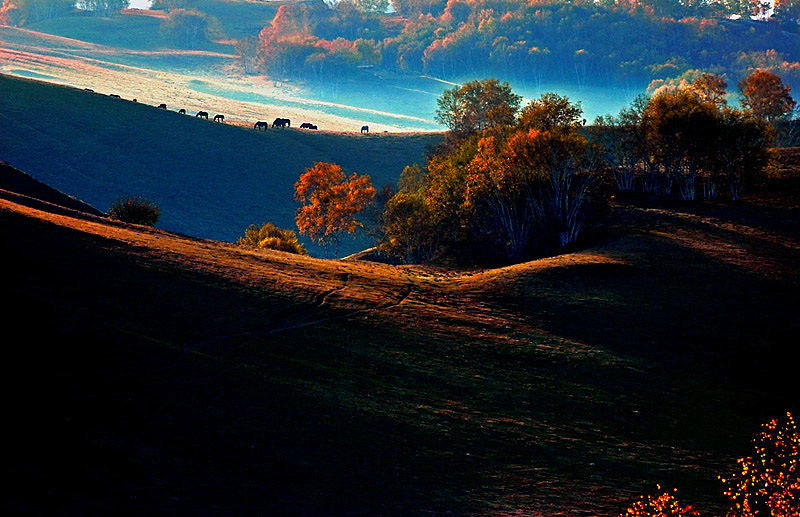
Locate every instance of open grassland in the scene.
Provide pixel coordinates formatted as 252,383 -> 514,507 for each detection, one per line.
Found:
1,149 -> 799,514
0,13 -> 444,132
0,74 -> 443,255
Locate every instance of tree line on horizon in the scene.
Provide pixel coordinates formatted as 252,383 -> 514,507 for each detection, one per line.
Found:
4,0 -> 799,87
230,0 -> 800,90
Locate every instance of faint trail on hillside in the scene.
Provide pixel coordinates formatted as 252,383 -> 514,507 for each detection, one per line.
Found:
186,274 -> 415,347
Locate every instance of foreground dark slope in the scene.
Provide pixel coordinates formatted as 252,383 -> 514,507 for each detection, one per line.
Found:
2,160 -> 799,515
0,74 -> 442,255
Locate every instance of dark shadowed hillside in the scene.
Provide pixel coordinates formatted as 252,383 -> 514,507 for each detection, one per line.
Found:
0,160 -> 102,215
1,152 -> 799,514
0,74 -> 443,256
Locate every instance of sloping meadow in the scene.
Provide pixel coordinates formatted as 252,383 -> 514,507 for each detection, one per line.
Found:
0,74 -> 442,256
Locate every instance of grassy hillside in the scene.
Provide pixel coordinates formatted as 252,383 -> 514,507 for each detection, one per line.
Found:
0,74 -> 442,256
2,159 -> 799,514
26,2 -> 282,49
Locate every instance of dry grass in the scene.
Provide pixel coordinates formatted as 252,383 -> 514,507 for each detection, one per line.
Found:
2,154 -> 799,514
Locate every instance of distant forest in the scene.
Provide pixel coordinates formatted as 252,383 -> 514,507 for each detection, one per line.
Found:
235,0 -> 800,89
2,0 -> 799,90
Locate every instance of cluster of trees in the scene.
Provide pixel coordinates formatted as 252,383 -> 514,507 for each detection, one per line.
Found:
595,70 -> 791,202
159,8 -> 219,48
232,0 -> 800,89
243,3 -> 383,79
619,411 -> 800,517
0,0 -> 128,24
1,0 -> 75,25
274,72 -> 785,265
378,79 -> 610,264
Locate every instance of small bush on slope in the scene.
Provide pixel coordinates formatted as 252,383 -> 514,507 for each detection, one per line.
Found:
107,196 -> 161,226
238,222 -> 307,255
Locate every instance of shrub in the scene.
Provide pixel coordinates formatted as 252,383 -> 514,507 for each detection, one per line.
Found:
238,223 -> 308,255
720,411 -> 800,517
106,196 -> 161,226
619,487 -> 697,516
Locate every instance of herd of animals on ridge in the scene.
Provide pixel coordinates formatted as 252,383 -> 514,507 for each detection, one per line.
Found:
87,87 -> 371,133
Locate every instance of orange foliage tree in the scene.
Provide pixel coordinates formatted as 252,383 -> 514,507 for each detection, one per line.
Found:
619,487 -> 698,517
720,411 -> 800,517
294,162 -> 376,248
739,70 -> 797,123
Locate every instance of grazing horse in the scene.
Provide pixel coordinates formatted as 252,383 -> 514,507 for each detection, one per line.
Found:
272,118 -> 290,128
158,103 -> 167,109
178,108 -> 186,114
254,121 -> 269,130
213,114 -> 225,122
84,88 -> 94,92
109,94 -> 120,98
196,111 -> 208,119
300,122 -> 318,130
361,125 -> 369,133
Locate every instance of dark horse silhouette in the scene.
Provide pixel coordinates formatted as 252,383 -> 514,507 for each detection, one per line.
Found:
300,122 -> 318,130
109,94 -> 120,98
196,111 -> 209,119
158,103 -> 167,109
178,108 -> 186,114
213,114 -> 225,122
361,125 -> 369,133
272,118 -> 290,128
254,121 -> 269,130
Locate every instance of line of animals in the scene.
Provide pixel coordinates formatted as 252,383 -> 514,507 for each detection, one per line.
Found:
92,89 -> 372,133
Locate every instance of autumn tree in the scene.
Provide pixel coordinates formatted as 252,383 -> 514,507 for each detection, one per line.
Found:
591,94 -> 650,193
720,411 -> 800,516
712,108 -> 774,200
160,9 -> 217,49
0,0 -> 73,25
235,36 -> 260,74
691,73 -> 728,107
739,70 -> 797,123
294,162 -> 377,249
435,78 -> 522,133
618,487 -> 698,517
641,90 -> 720,199
518,92 -> 584,133
385,91 -> 607,264
376,164 -> 441,263
466,94 -> 603,257
379,191 -> 440,263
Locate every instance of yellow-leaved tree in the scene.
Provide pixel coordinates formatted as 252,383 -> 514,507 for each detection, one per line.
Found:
619,487 -> 698,517
721,411 -> 800,517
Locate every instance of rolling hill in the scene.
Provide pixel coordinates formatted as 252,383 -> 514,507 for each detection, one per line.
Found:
0,73 -> 443,256
2,149 -> 799,514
